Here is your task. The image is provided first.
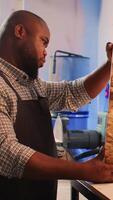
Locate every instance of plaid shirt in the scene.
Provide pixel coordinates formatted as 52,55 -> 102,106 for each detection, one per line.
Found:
0,58 -> 91,179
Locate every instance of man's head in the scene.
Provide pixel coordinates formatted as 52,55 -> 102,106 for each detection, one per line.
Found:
0,10 -> 50,79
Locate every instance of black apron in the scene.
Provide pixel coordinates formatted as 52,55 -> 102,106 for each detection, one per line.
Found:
0,72 -> 57,200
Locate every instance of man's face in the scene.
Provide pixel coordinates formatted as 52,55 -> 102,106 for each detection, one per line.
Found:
19,23 -> 50,79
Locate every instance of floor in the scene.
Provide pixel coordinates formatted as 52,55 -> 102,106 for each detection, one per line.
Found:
57,180 -> 87,200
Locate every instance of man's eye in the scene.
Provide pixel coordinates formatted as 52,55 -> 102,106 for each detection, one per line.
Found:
42,39 -> 48,47
43,41 -> 47,45
42,39 -> 46,44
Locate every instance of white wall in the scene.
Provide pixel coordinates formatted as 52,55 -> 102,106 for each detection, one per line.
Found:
98,0 -> 113,66
0,0 -> 24,24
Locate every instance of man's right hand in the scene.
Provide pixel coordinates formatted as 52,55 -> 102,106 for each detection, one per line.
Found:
106,42 -> 113,62
80,157 -> 113,183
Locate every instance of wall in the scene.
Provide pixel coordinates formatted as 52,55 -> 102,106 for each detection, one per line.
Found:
98,0 -> 113,66
0,0 -> 24,24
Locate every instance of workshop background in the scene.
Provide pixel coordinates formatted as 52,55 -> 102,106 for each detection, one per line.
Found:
0,0 -> 113,199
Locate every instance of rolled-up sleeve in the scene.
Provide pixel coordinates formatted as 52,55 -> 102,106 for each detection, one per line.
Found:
0,92 -> 35,179
44,77 -> 92,111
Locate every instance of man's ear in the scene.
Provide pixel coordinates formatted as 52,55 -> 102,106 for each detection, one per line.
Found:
14,24 -> 26,39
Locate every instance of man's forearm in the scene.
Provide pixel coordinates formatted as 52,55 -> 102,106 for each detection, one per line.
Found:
23,151 -> 82,180
23,151 -> 113,183
84,61 -> 111,98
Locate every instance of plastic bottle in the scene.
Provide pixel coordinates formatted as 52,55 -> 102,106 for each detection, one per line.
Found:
53,114 -> 63,143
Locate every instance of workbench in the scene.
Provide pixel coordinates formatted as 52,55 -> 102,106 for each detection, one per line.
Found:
71,180 -> 113,200
64,148 -> 113,200
59,143 -> 113,200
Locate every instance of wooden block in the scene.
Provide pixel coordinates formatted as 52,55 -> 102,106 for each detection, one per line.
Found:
105,69 -> 113,163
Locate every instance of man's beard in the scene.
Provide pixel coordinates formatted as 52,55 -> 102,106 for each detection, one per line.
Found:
21,57 -> 39,80
23,63 -> 38,80
18,45 -> 39,80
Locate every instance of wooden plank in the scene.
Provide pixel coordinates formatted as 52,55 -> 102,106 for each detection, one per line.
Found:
105,59 -> 113,163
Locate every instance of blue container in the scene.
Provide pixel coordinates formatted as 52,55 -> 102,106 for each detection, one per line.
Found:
52,111 -> 89,131
66,111 -> 89,130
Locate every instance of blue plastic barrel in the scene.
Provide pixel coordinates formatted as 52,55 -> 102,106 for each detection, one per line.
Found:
66,111 -> 89,130
51,111 -> 89,131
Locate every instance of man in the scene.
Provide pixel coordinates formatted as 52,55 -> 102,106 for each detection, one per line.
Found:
0,10 -> 113,200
